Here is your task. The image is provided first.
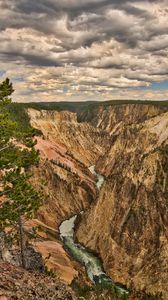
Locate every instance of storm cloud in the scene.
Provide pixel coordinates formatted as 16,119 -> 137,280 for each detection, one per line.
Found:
0,0 -> 168,101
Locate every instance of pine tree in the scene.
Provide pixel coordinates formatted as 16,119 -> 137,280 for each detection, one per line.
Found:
0,78 -> 40,268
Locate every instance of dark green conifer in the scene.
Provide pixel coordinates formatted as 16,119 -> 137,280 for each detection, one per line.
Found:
0,78 -> 40,268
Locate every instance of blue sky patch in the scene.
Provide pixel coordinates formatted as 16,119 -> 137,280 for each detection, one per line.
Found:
150,81 -> 168,90
0,70 -> 6,77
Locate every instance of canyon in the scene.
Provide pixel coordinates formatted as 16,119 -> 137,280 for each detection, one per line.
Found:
24,103 -> 168,299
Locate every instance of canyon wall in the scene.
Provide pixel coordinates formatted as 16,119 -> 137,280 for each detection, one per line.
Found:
76,107 -> 168,299
27,104 -> 168,297
28,109 -> 110,166
27,108 -> 111,230
25,108 -> 110,283
89,104 -> 167,135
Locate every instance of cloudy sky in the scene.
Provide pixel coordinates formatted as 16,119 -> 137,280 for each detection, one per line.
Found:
0,0 -> 168,102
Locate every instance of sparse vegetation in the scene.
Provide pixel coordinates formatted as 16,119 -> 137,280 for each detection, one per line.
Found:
71,280 -> 163,300
71,280 -> 126,300
44,265 -> 56,278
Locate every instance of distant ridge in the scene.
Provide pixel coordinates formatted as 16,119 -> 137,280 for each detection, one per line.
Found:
7,100 -> 168,131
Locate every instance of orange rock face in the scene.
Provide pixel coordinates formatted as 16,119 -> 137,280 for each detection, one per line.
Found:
34,241 -> 78,284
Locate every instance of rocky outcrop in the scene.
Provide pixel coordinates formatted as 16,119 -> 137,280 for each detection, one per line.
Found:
0,261 -> 78,300
76,109 -> 168,299
0,233 -> 44,273
33,240 -> 78,284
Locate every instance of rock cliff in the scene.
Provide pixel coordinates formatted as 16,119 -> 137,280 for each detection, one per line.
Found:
0,261 -> 78,300
26,104 -> 168,298
76,108 -> 168,299
28,109 -> 110,166
82,104 -> 167,135
27,108 -> 110,230
25,108 -> 110,284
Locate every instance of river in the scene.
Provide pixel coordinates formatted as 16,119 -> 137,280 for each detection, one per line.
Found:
59,166 -> 128,296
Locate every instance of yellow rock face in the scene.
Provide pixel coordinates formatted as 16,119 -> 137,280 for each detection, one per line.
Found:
28,108 -> 110,166
76,108 -> 168,299
27,105 -> 168,297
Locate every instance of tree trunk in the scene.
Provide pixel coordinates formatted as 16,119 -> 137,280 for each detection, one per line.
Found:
18,216 -> 26,269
